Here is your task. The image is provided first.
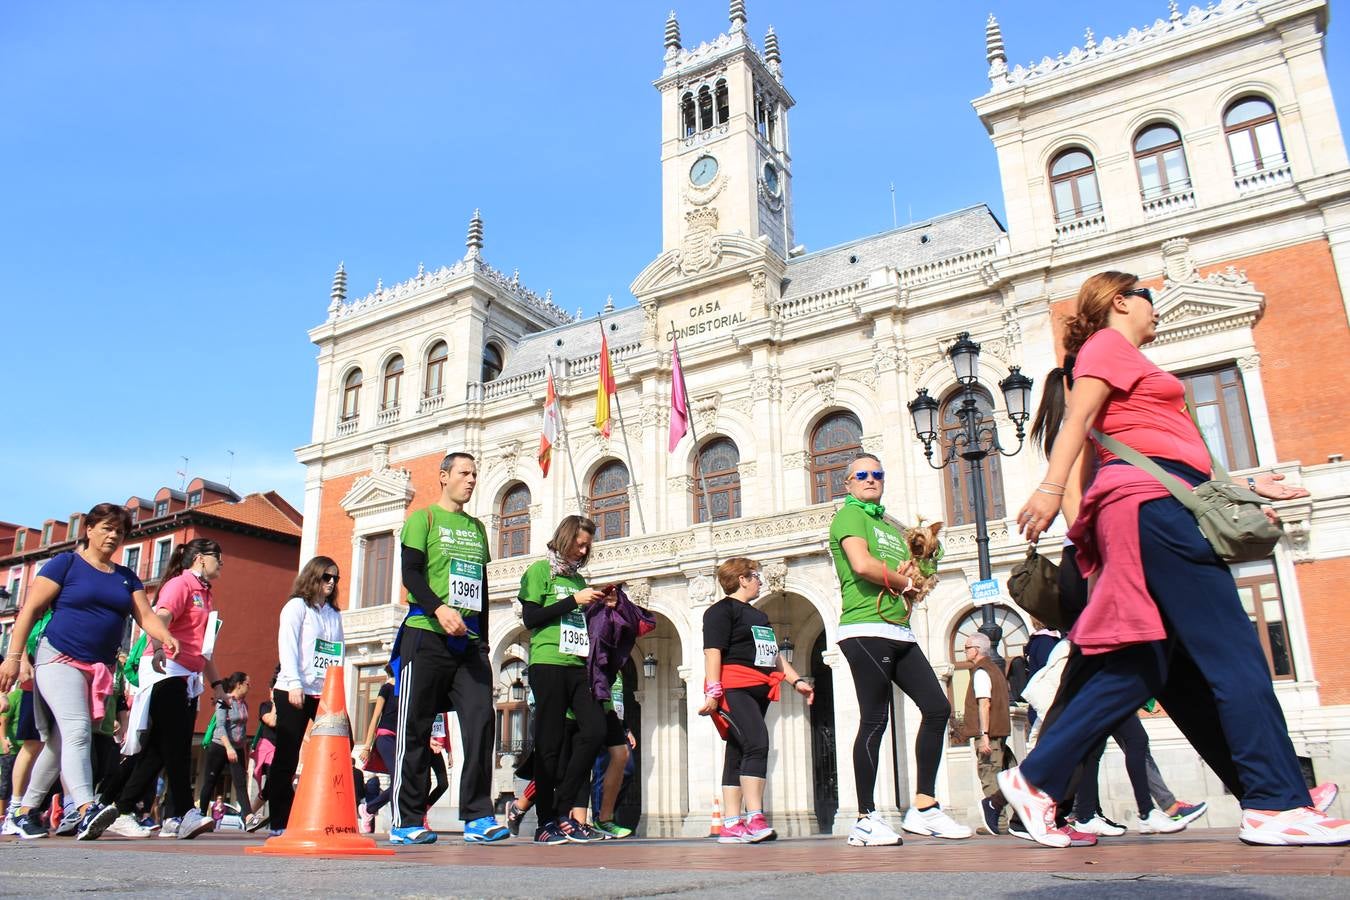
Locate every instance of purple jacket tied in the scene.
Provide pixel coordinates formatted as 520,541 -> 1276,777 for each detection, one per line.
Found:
584,587 -> 655,702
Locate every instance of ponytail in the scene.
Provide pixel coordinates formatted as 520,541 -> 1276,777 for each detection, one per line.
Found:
1029,354 -> 1076,457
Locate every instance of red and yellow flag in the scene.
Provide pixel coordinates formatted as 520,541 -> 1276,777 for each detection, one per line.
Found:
539,373 -> 560,476
594,329 -> 617,437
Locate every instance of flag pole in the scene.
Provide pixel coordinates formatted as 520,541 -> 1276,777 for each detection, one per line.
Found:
548,354 -> 586,516
598,318 -> 648,534
672,340 -> 717,549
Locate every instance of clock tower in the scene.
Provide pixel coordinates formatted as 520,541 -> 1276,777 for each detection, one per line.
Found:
656,3 -> 795,259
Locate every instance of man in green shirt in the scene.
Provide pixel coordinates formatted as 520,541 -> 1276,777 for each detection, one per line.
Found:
390,452 -> 508,845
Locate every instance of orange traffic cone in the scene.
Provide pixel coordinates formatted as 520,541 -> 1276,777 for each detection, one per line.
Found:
709,794 -> 722,837
247,666 -> 394,857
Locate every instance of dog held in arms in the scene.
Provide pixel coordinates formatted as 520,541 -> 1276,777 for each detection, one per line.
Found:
902,521 -> 944,602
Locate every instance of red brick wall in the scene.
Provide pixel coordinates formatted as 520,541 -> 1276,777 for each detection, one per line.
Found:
1293,556 -> 1350,704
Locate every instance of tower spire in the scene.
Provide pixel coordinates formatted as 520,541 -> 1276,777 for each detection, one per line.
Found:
665,10 -> 681,54
328,261 -> 347,315
985,13 -> 1008,87
764,25 -> 781,76
729,0 -> 746,32
465,208 -> 483,260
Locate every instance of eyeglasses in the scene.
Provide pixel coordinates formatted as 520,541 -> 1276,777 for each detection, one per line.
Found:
1122,287 -> 1154,306
321,574 -> 341,584
852,470 -> 886,482
743,572 -> 763,582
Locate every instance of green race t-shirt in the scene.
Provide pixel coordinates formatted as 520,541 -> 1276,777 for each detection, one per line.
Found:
829,502 -> 911,627
519,559 -> 588,668
400,505 -> 490,637
4,686 -> 21,745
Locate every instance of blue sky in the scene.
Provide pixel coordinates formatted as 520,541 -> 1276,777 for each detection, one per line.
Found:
2,1 -> 1346,528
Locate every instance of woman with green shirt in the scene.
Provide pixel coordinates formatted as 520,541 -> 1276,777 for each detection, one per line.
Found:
829,453 -> 971,846
519,515 -> 611,844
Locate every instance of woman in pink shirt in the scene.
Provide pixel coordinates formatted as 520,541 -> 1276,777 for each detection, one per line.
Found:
998,271 -> 1345,849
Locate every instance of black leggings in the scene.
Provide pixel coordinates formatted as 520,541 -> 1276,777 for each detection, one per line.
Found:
722,685 -> 771,784
114,677 -> 196,819
198,741 -> 251,815
839,636 -> 950,812
265,690 -> 319,829
529,663 -> 606,824
1073,714 -> 1153,819
427,751 -> 449,808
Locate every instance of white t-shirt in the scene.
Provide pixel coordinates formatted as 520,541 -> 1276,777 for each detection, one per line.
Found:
972,668 -> 992,701
276,598 -> 345,696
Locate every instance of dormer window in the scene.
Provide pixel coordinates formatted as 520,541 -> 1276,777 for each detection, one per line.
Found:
188,491 -> 202,508
154,501 -> 169,517
41,523 -> 52,546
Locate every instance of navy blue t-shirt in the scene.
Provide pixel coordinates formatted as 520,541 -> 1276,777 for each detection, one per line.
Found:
38,552 -> 144,665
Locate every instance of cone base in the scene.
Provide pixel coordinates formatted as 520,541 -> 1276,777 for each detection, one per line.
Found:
246,833 -> 396,857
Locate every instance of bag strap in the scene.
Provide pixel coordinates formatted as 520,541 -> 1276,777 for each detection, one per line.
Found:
1180,400 -> 1231,482
1091,428 -> 1203,513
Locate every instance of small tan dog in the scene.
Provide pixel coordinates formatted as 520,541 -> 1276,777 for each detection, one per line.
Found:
903,521 -> 944,602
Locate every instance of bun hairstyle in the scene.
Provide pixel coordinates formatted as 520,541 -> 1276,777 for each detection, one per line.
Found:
158,537 -> 222,594
1061,271 -> 1138,356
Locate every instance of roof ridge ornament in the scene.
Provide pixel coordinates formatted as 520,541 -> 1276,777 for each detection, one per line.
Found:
466,208 -> 484,260
986,13 -> 1008,87
730,0 -> 746,33
328,261 -> 347,315
665,10 -> 681,56
764,25 -> 781,76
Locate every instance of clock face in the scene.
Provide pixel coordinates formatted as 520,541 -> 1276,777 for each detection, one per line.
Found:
690,155 -> 719,186
762,162 -> 780,196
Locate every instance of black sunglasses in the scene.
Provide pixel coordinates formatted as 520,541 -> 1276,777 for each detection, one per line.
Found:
1122,287 -> 1154,306
852,470 -> 885,482
321,573 -> 341,584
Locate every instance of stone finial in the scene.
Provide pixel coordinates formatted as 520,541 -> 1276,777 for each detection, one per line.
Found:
417,261 -> 425,278
1084,27 -> 1096,52
729,0 -> 746,32
465,208 -> 484,259
764,25 -> 781,71
985,13 -> 1006,64
328,261 -> 347,313
603,294 -> 615,313
1169,0 -> 1182,23
665,10 -> 681,52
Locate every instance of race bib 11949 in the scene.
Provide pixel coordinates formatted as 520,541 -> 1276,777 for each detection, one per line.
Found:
751,625 -> 778,668
447,559 -> 484,613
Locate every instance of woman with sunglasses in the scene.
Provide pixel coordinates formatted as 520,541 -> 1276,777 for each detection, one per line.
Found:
265,556 -> 344,837
829,454 -> 971,845
700,557 -> 813,843
1005,271 -> 1341,849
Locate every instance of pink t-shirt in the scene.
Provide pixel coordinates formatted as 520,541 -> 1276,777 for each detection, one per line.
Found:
1075,328 -> 1211,475
157,571 -> 213,673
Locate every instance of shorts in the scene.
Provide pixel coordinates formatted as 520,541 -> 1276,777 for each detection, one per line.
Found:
603,711 -> 626,749
16,691 -> 39,742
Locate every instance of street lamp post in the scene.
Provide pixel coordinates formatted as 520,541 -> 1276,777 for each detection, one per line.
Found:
908,332 -> 1033,665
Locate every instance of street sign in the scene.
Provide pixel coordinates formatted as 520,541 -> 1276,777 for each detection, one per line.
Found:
970,578 -> 1000,601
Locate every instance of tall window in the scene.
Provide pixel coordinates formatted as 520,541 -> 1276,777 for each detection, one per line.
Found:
698,85 -> 713,132
68,515 -> 81,540
341,369 -> 363,420
424,341 -> 448,398
1233,561 -> 1294,680
1225,96 -> 1285,176
381,355 -> 404,410
940,390 -> 1005,526
153,538 -> 173,581
681,92 -> 696,137
41,524 -> 52,546
590,461 -> 630,541
123,546 -> 141,577
694,438 -> 742,523
1179,365 -> 1257,471
359,532 -> 394,608
481,342 -> 504,383
1049,148 -> 1101,221
14,532 -> 25,553
498,483 -> 531,558
714,79 -> 729,126
810,412 -> 863,504
1134,123 -> 1190,199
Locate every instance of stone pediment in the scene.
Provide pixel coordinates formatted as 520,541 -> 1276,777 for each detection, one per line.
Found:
339,466 -> 416,518
630,233 -> 777,301
1151,268 -> 1265,347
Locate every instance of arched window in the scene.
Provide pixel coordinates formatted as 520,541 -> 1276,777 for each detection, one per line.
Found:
714,79 -> 729,126
498,483 -> 531,559
755,95 -> 768,139
697,85 -> 714,132
424,341 -> 448,399
589,460 -> 630,541
381,355 -> 404,410
481,342 -> 504,383
1134,123 -> 1190,199
341,369 -> 362,421
947,606 -> 1030,744
1049,148 -> 1101,222
1224,96 -> 1285,176
940,390 -> 1005,526
694,437 -> 741,523
809,412 -> 863,504
681,92 -> 696,138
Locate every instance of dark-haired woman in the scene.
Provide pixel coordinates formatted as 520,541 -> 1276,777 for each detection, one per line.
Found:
111,537 -> 228,840
1002,271 -> 1342,848
266,555 -> 344,837
0,504 -> 178,841
197,671 -> 254,818
519,515 -> 610,844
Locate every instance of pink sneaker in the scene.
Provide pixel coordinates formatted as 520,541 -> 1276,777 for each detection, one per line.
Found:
1310,783 -> 1339,814
1060,825 -> 1098,847
997,767 -> 1071,849
717,820 -> 750,844
358,802 -> 374,834
744,813 -> 775,843
1239,807 -> 1350,846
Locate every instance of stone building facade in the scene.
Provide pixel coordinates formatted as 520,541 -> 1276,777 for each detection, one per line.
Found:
298,0 -> 1350,834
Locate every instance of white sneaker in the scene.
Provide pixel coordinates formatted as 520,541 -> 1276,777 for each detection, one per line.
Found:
1239,807 -> 1350,846
0,812 -> 18,836
176,808 -> 215,840
158,816 -> 182,838
106,814 -> 153,839
996,767 -> 1071,849
900,804 -> 972,840
1138,808 -> 1186,834
54,806 -> 81,837
846,811 -> 903,846
1075,815 -> 1126,836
